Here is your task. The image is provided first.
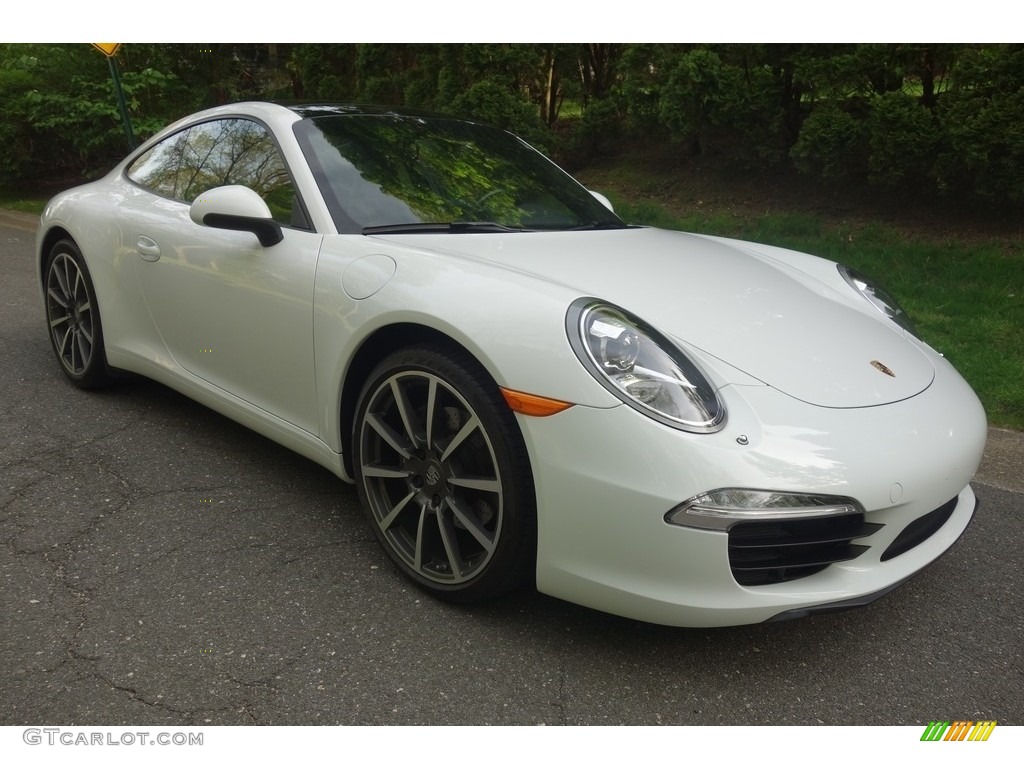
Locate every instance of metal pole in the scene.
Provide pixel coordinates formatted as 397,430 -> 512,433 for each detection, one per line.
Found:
107,55 -> 136,150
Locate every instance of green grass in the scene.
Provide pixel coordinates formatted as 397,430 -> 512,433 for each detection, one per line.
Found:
0,195 -> 47,214
611,198 -> 1024,430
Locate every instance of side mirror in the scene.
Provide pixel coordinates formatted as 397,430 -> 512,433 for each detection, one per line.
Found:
589,190 -> 614,213
189,185 -> 283,247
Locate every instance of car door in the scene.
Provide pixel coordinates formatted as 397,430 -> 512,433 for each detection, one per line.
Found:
124,117 -> 323,435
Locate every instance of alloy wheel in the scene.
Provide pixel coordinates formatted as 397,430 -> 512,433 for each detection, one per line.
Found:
46,250 -> 96,377
358,369 -> 505,586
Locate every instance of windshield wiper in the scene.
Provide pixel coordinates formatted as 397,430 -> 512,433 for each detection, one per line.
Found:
362,221 -> 525,235
562,221 -> 632,231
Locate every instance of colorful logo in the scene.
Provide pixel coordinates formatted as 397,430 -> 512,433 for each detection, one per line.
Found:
920,721 -> 997,741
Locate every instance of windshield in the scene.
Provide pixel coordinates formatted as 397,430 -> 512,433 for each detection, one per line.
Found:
293,113 -> 625,234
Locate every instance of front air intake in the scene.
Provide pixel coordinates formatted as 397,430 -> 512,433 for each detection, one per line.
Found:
729,515 -> 883,586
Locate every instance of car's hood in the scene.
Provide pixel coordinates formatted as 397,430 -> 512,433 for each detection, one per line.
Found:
377,227 -> 934,408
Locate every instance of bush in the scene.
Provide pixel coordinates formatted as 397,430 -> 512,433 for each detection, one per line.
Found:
936,87 -> 1024,204
790,102 -> 867,179
447,77 -> 548,146
0,45 -> 189,188
562,97 -> 623,161
867,92 -> 941,188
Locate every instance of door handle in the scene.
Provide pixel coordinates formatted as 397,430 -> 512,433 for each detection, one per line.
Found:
137,235 -> 161,262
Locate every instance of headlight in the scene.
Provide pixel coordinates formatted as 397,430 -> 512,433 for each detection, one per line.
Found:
566,299 -> 725,432
838,265 -> 918,337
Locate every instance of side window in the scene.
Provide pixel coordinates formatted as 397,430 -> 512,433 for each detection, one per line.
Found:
126,130 -> 190,199
127,118 -> 304,228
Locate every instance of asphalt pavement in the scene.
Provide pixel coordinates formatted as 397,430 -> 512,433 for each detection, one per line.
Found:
2,212 -> 1022,725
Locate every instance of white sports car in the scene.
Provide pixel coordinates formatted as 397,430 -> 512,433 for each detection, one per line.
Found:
37,102 -> 987,627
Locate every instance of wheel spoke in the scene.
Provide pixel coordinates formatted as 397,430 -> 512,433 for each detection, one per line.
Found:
362,464 -> 412,479
440,414 -> 480,463
47,286 -> 70,309
380,489 -> 417,532
413,502 -> 428,572
448,474 -> 500,493
58,327 -> 72,358
424,377 -> 438,450
62,259 -> 76,304
53,257 -> 71,298
365,412 -> 413,459
49,314 -> 70,329
391,378 -> 422,450
436,507 -> 464,579
448,496 -> 496,554
76,329 -> 92,365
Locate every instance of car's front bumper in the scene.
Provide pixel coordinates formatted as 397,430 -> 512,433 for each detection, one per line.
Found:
521,356 -> 986,627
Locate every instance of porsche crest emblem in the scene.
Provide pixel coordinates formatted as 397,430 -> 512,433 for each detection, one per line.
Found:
870,360 -> 896,377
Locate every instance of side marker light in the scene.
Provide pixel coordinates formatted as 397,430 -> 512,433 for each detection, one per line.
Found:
500,388 -> 574,417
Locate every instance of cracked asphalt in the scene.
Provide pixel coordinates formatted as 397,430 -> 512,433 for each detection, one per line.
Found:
2,213 -> 1022,725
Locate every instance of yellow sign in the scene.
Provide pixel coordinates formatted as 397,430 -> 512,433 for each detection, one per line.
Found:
91,43 -> 121,57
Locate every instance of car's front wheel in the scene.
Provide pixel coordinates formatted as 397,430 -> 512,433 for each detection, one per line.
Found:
353,346 -> 536,602
44,239 -> 112,388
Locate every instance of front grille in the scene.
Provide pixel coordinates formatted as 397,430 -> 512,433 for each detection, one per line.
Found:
880,496 -> 958,561
729,515 -> 883,586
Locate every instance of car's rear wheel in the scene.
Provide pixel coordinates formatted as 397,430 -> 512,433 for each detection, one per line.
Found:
44,239 -> 112,388
353,346 -> 536,602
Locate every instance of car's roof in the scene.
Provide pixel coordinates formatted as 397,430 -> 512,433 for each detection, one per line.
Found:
281,103 -> 456,121
159,101 -> 467,132
120,101 -> 498,179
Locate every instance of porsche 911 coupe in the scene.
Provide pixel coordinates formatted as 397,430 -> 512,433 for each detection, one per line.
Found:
37,102 -> 987,626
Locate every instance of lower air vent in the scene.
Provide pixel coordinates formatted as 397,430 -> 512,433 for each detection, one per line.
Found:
880,496 -> 958,562
729,515 -> 883,587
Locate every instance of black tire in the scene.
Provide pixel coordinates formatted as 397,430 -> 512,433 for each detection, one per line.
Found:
353,345 -> 536,603
43,239 -> 113,388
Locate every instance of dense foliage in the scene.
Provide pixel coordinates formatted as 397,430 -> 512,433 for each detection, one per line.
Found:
2,43 -> 1023,206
